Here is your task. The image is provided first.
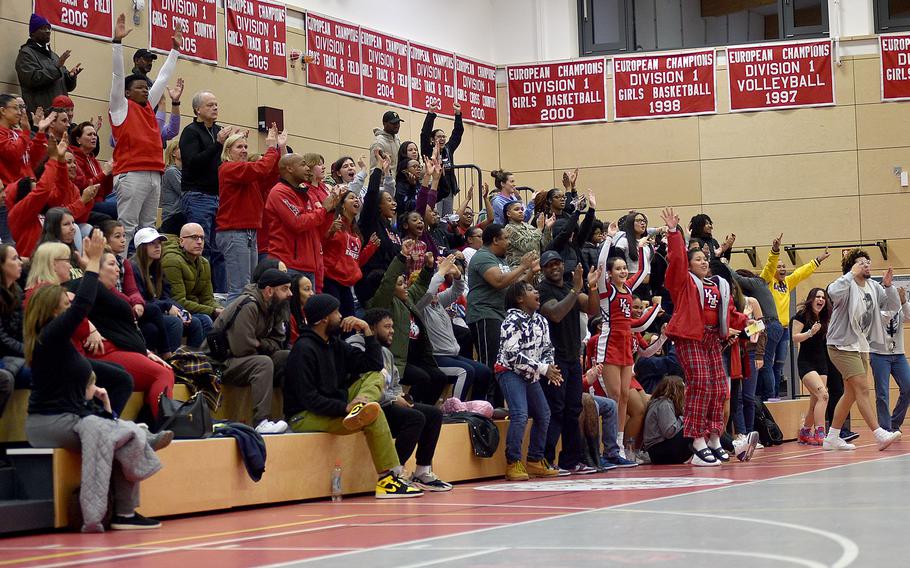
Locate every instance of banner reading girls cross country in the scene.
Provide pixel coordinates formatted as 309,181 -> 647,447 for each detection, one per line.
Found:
409,41 -> 457,116
33,0 -> 112,41
305,12 -> 361,97
225,0 -> 287,81
359,27 -> 409,107
612,49 -> 716,120
149,0 -> 217,64
506,58 -> 607,128
880,32 -> 910,102
726,39 -> 834,112
455,55 -> 498,128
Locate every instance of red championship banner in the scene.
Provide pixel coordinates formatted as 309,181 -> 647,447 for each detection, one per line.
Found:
506,58 -> 607,127
149,0 -> 217,64
613,49 -> 716,120
225,0 -> 287,81
359,27 -> 409,107
305,12 -> 361,97
455,55 -> 498,128
409,41 -> 457,116
726,39 -> 834,112
880,33 -> 910,102
33,0 -> 112,41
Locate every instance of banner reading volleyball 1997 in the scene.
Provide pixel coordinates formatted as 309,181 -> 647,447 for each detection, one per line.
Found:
880,32 -> 910,101
305,13 -> 361,97
455,55 -> 498,128
726,39 -> 834,112
507,58 -> 607,127
225,0 -> 287,81
359,27 -> 409,107
33,0 -> 112,41
409,41 -> 456,116
613,49 -> 716,120
149,0 -> 218,64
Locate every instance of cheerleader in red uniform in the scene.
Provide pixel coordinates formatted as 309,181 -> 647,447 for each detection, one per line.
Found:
661,207 -> 750,466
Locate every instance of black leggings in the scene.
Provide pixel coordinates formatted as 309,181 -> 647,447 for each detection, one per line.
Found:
469,318 -> 503,406
401,364 -> 448,405
91,359 -> 134,416
383,402 -> 443,466
646,430 -> 694,465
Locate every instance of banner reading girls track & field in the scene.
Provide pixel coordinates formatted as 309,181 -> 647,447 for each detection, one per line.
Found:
225,0 -> 287,81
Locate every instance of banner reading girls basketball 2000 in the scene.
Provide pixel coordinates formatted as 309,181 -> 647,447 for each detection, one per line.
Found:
33,0 -> 112,41
225,0 -> 287,81
726,39 -> 834,112
506,58 -> 607,127
455,55 -> 498,128
305,12 -> 361,97
149,0 -> 217,64
880,32 -> 910,101
359,27 -> 409,107
612,49 -> 716,120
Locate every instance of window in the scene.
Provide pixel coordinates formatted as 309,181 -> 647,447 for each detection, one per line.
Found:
577,0 -> 828,56
875,0 -> 910,32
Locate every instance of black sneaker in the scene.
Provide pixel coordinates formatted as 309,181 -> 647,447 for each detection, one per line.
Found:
841,430 -> 860,442
110,513 -> 161,530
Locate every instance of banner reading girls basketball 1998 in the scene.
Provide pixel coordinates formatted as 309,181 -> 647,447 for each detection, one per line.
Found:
613,49 -> 716,120
880,33 -> 910,101
507,58 -> 607,127
726,40 -> 834,112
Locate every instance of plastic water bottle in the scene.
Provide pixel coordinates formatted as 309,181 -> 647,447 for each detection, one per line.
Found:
331,461 -> 343,502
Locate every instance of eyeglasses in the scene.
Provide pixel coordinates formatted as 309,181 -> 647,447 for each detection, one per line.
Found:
182,235 -> 205,241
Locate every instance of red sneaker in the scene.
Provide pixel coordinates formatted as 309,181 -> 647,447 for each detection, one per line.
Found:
798,427 -> 813,445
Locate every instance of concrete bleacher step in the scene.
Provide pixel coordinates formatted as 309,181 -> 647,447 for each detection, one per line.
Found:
0,452 -> 57,534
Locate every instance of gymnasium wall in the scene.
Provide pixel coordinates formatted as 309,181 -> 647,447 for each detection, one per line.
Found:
1,0 -> 908,295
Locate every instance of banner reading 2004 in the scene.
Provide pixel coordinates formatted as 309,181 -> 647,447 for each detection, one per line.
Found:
506,58 -> 607,127
225,0 -> 287,81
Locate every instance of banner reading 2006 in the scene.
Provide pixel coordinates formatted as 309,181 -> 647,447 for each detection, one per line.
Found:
33,0 -> 112,41
506,58 -> 607,127
225,0 -> 287,81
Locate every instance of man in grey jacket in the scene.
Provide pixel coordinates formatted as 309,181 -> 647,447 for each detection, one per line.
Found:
369,111 -> 402,171
15,14 -> 82,116
823,249 -> 902,451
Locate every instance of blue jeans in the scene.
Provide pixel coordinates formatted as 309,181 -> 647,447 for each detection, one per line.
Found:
759,320 -> 785,399
498,370 -> 550,463
216,229 -> 258,303
742,350 -> 759,432
593,395 -> 621,459
435,354 -> 490,401
190,313 -> 214,348
181,192 -> 226,293
871,353 -> 910,430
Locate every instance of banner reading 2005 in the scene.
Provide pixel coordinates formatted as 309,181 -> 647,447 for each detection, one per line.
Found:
225,0 -> 287,81
507,58 -> 607,127
727,40 -> 834,112
33,0 -> 112,41
149,0 -> 218,64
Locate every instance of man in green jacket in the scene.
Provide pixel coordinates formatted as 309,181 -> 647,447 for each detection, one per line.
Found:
162,223 -> 222,336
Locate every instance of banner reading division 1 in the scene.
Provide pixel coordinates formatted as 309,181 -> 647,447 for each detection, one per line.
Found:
225,0 -> 287,81
359,27 -> 409,107
880,33 -> 910,101
455,55 -> 497,128
33,0 -> 112,41
727,39 -> 834,112
613,49 -> 716,120
409,41 -> 456,115
149,0 -> 217,64
507,58 -> 607,127
306,12 -> 361,97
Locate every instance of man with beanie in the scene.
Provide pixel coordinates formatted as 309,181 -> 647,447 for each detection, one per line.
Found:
369,110 -> 402,171
285,294 -> 423,499
16,13 -> 82,116
216,268 -> 293,434
109,13 -> 181,257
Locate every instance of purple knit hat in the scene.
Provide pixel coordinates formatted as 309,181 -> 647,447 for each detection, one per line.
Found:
29,14 -> 51,35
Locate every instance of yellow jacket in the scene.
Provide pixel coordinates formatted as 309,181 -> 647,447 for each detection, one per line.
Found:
760,250 -> 820,327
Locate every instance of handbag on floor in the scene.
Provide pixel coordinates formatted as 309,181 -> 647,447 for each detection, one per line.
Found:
157,392 -> 213,439
754,400 -> 784,446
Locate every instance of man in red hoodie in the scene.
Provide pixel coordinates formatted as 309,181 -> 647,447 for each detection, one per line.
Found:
108,13 -> 181,256
264,153 -> 340,291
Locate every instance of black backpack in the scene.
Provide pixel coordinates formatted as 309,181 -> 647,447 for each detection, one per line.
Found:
754,401 -> 784,446
206,296 -> 254,361
443,412 -> 501,458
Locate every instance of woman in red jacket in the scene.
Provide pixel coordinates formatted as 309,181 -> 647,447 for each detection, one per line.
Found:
216,124 -> 286,301
68,121 -> 115,219
660,207 -> 749,467
321,189 -> 379,317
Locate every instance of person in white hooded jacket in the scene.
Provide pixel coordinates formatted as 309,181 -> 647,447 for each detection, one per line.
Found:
368,111 -> 402,171
823,249 -> 902,451
871,286 -> 910,432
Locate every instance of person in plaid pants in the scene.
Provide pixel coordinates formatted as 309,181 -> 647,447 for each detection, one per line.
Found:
660,207 -> 750,467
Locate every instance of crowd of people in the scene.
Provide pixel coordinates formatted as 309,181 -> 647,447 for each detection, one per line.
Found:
0,12 -> 906,531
